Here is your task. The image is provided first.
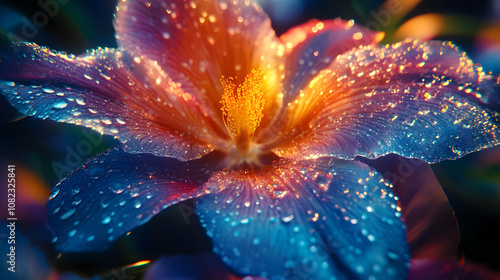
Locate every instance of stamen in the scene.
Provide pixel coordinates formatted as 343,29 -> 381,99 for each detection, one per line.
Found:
221,68 -> 265,153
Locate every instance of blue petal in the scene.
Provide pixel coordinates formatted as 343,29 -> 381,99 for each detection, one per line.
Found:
0,42 -> 219,160
48,149 -> 225,252
196,158 -> 410,280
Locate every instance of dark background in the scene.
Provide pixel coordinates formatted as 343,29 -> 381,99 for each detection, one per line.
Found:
0,0 -> 499,279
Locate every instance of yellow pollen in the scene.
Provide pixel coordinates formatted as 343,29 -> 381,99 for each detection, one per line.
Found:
220,68 -> 265,151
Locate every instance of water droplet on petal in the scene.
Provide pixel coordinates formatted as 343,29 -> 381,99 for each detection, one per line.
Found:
69,229 -> 77,237
281,214 -> 294,223
60,208 -> 76,220
116,118 -> 126,125
219,1 -> 228,10
119,199 -> 126,206
76,97 -> 86,105
50,187 -> 60,199
53,100 -> 68,109
102,216 -> 111,224
111,183 -> 125,194
130,188 -> 140,198
387,251 -> 399,260
134,201 -> 142,209
72,196 -> 82,205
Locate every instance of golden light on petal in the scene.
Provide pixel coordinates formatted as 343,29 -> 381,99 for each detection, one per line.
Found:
221,68 -> 265,153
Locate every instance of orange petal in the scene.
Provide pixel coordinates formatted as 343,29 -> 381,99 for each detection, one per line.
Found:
114,0 -> 285,127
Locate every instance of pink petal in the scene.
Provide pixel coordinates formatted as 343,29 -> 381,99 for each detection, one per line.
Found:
268,39 -> 500,163
0,43 -> 223,160
114,0 -> 284,125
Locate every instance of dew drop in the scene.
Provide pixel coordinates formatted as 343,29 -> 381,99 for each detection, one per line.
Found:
52,100 -> 68,109
86,235 -> 95,242
69,229 -> 77,237
130,188 -> 140,198
134,201 -> 142,209
60,208 -> 76,220
72,197 -> 82,206
387,251 -> 399,260
219,1 -> 228,10
102,216 -> 111,224
50,187 -> 60,199
273,190 -> 284,196
101,117 -> 112,125
76,97 -> 86,106
111,183 -> 125,194
281,214 -> 294,223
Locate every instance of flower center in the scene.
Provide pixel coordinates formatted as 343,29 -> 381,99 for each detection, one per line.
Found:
220,68 -> 265,155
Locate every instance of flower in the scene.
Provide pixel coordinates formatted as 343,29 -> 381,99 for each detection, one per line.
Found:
1,0 -> 500,279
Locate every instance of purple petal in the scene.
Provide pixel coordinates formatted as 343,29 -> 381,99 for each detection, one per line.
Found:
48,149 -> 226,252
113,0 -> 284,125
360,154 -> 459,260
270,39 -> 500,163
196,158 -> 409,279
0,42 -> 222,160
